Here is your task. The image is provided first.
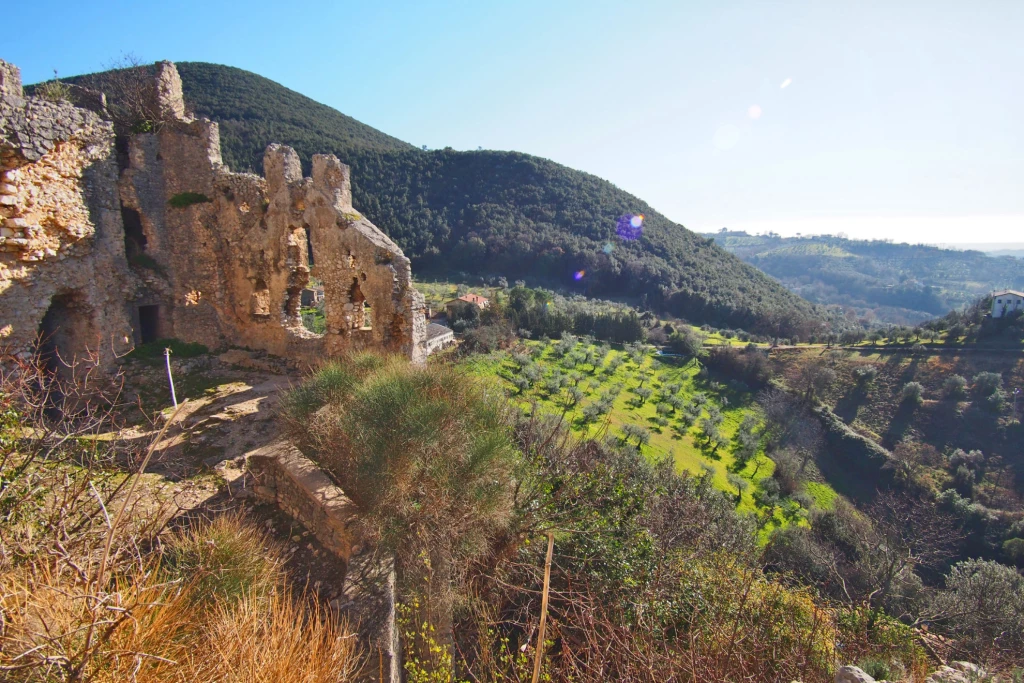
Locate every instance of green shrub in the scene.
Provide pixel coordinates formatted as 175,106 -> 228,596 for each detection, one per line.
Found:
853,365 -> 879,386
281,353 -> 385,424
980,390 -> 1006,414
943,374 -> 968,398
858,658 -> 895,681
168,191 -> 213,208
900,381 -> 924,404
972,371 -> 1002,397
836,606 -> 926,676
1002,537 -> 1024,567
301,358 -> 519,659
36,78 -> 73,102
930,558 -> 1024,660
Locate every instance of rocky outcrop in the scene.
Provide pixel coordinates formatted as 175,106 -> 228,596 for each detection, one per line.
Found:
835,666 -> 879,683
926,662 -> 988,683
833,661 -> 990,683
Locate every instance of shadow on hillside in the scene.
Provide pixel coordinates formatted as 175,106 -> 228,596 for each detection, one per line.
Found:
833,385 -> 869,424
882,401 -> 918,448
813,449 -> 880,505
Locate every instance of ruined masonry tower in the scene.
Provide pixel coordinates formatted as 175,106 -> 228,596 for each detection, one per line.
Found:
0,59 -> 427,368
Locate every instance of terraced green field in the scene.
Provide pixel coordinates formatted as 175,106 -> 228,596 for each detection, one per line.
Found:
464,337 -> 832,533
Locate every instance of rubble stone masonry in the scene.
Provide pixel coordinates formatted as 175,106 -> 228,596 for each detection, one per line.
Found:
0,58 -> 426,369
0,60 -> 132,369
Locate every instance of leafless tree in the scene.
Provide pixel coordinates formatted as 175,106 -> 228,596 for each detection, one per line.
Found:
795,358 -> 836,402
858,492 -> 961,614
99,52 -> 165,135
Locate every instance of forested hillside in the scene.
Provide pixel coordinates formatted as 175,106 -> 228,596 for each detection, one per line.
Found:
706,231 -> 1024,325
64,62 -> 821,336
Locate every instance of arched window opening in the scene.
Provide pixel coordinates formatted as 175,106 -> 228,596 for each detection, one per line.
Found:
36,290 -> 95,382
348,277 -> 372,331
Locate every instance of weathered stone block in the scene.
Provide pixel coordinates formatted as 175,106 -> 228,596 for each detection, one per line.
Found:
835,667 -> 876,683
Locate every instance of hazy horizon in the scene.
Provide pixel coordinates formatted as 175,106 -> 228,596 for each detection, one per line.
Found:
5,1 -> 1023,244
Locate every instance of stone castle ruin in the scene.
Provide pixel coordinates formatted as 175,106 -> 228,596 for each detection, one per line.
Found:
0,59 -> 427,371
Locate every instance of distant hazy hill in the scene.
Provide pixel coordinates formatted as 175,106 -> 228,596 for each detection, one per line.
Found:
65,62 -> 820,335
706,231 -> 1024,325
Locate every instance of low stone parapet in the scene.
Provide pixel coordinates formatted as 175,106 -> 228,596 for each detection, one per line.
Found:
246,439 -> 360,566
244,438 -> 399,682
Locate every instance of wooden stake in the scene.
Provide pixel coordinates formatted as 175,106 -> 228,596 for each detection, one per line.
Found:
532,531 -> 555,683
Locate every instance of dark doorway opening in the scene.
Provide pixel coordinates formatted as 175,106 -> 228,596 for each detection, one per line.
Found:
36,291 -> 94,382
37,305 -> 61,377
121,204 -> 147,260
138,305 -> 160,344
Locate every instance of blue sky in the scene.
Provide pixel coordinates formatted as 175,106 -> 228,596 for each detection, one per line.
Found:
5,1 -> 1023,244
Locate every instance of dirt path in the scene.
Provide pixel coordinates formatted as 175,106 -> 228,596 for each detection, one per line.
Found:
112,351 -> 353,602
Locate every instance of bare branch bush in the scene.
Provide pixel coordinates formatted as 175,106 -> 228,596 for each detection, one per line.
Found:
0,354 -> 363,681
452,415 -> 845,683
99,53 -> 165,135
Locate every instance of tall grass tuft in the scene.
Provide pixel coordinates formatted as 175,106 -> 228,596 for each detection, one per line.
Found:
281,352 -> 388,426
1,514 -> 361,682
164,511 -> 282,607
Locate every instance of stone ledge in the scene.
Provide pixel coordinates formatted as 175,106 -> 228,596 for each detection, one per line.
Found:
245,438 -> 360,565
243,438 -> 400,682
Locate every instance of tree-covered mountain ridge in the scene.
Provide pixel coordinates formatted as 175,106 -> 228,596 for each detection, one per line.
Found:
706,230 -> 1024,326
66,62 -> 821,336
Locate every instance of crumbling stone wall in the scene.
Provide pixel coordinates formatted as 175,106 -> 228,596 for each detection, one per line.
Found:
1,58 -> 426,367
0,59 -> 133,369
118,62 -> 427,363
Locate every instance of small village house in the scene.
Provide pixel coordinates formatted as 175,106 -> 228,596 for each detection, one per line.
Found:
991,289 -> 1024,318
424,322 -> 455,355
444,293 -> 490,318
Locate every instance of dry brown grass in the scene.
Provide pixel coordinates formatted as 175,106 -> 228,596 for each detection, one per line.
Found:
0,357 -> 363,682
1,564 -> 362,682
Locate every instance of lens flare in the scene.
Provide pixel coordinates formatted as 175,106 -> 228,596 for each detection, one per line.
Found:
602,242 -> 615,254
748,105 -> 762,120
780,78 -> 792,89
574,270 -> 586,281
616,214 -> 644,240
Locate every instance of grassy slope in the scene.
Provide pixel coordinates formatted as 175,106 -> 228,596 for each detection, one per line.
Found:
464,339 -> 839,533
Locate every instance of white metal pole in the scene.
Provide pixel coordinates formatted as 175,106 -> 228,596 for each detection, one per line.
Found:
164,347 -> 178,408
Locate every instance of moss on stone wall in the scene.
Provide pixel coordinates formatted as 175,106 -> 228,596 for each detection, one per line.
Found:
168,191 -> 212,208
